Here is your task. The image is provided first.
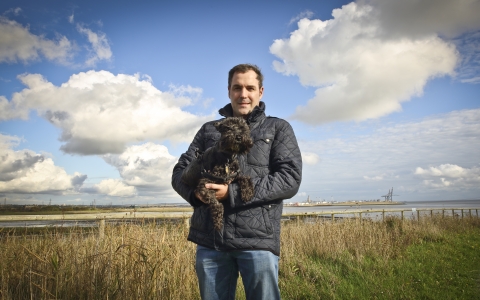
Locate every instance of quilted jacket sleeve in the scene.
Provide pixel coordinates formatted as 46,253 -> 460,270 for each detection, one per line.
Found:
171,126 -> 206,208
229,119 -> 302,208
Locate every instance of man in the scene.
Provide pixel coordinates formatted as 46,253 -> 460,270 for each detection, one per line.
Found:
171,64 -> 302,300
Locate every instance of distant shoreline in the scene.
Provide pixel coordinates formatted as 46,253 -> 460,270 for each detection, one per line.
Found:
285,201 -> 403,207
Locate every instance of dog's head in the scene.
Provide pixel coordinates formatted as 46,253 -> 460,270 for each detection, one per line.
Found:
214,117 -> 253,155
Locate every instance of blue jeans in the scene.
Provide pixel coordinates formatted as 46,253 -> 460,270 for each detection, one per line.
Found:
195,245 -> 280,300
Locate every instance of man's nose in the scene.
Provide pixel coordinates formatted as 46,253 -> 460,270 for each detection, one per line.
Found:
240,87 -> 248,97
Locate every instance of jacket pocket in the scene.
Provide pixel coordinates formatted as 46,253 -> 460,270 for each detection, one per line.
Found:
234,205 -> 273,239
190,205 -> 213,233
247,132 -> 274,167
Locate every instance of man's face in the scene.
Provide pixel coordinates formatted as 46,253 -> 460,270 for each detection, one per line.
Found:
228,70 -> 264,118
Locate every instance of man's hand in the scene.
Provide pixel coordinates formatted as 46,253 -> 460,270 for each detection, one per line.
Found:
195,183 -> 229,203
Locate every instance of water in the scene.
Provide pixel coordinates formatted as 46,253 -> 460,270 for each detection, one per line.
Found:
0,216 -> 184,228
0,200 -> 478,228
0,220 -> 96,228
283,199 -> 480,221
284,199 -> 480,213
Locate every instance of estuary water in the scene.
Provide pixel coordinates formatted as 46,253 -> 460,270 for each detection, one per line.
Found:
283,199 -> 480,221
1,200 -> 479,228
283,199 -> 480,214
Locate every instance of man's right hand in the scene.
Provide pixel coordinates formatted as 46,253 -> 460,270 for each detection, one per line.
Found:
195,183 -> 229,203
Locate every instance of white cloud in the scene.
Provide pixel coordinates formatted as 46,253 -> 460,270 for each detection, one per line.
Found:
0,17 -> 74,65
455,31 -> 480,83
0,133 -> 86,194
288,10 -> 314,26
0,16 -> 114,67
415,164 -> 468,178
201,97 -> 214,109
76,24 -> 112,66
0,70 -> 212,155
3,7 -> 22,16
297,192 -> 307,198
103,142 -> 177,189
302,151 -> 320,165
363,175 -> 385,181
363,173 -> 399,181
298,108 -> 480,200
363,0 -> 480,38
0,95 -> 25,120
0,133 -> 22,153
167,84 -> 203,107
461,76 -> 480,84
94,179 -> 136,197
99,143 -> 181,200
415,164 -> 480,189
270,0 -> 480,124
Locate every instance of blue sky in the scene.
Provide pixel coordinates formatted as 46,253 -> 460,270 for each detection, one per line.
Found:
1,0 -> 479,205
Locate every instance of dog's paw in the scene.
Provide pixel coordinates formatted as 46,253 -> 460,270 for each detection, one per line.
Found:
237,175 -> 254,202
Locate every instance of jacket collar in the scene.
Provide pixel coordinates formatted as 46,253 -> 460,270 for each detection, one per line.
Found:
218,101 -> 266,125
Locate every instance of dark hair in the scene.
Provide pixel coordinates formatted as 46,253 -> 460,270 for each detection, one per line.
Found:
228,64 -> 264,89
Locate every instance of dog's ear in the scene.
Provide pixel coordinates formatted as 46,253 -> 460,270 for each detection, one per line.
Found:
214,121 -> 223,132
214,119 -> 229,132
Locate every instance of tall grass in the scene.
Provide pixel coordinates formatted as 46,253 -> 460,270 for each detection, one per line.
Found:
0,223 -> 199,299
1,215 -> 479,299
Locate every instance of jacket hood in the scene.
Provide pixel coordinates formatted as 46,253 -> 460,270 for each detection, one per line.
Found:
218,101 -> 266,124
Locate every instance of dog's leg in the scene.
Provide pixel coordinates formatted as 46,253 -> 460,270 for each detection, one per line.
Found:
237,175 -> 254,203
196,181 -> 224,232
209,196 -> 224,232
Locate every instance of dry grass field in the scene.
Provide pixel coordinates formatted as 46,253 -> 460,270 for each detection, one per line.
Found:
1,215 -> 479,299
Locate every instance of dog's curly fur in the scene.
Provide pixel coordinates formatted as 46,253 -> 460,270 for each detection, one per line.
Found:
190,117 -> 254,232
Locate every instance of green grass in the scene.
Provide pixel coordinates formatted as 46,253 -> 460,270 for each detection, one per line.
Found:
304,232 -> 480,299
387,232 -> 480,299
279,217 -> 480,299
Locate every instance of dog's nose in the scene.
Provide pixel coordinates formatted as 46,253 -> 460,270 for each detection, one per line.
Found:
235,135 -> 242,141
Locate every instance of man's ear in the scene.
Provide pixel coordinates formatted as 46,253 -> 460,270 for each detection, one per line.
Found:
259,86 -> 264,99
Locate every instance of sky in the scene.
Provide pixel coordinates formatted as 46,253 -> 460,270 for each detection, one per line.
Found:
0,0 -> 479,205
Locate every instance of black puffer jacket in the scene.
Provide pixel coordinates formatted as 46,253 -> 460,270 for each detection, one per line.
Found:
171,102 -> 302,255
